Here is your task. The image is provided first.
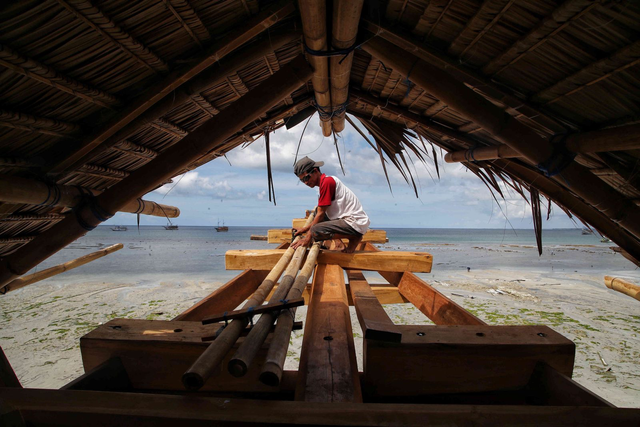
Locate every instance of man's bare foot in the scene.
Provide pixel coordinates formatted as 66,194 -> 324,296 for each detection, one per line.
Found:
341,235 -> 362,253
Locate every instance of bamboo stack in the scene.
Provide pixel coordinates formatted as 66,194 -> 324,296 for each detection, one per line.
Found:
329,0 -> 364,133
182,211 -> 316,390
299,0 -> 332,136
1,243 -> 123,294
0,174 -> 179,218
260,241 -> 321,386
604,276 -> 640,301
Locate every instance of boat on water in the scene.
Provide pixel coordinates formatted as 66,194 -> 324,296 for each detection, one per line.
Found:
164,222 -> 178,230
215,220 -> 228,232
111,225 -> 127,231
582,228 -> 593,235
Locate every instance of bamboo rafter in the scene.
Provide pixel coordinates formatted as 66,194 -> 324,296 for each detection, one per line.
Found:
150,119 -> 189,138
0,43 -> 120,109
112,141 -> 158,159
56,0 -> 169,74
0,110 -> 79,137
163,0 -> 211,49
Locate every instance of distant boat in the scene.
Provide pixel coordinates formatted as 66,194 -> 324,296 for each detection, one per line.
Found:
215,220 -> 228,232
111,226 -> 127,231
581,228 -> 593,235
164,222 -> 178,230
601,237 -> 611,243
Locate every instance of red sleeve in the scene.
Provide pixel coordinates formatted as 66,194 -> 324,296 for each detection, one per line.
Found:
318,176 -> 336,207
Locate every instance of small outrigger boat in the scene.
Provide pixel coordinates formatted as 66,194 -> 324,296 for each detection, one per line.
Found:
111,225 -> 127,231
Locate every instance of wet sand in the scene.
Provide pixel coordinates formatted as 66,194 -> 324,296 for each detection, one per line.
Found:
1,243 -> 638,407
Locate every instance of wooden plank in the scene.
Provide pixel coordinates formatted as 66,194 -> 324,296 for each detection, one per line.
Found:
526,362 -> 614,407
363,325 -> 575,397
202,298 -> 304,324
0,347 -> 21,388
61,358 -> 131,391
80,319 -> 281,393
269,228 -> 388,244
226,250 -> 432,273
292,218 -> 307,230
396,271 -> 486,325
2,388 -> 639,426
295,264 -> 362,402
173,269 -> 268,321
347,271 -> 402,342
267,283 -> 408,305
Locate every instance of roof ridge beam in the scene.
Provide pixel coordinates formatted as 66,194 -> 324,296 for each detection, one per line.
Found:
57,0 -> 169,73
0,43 -> 120,109
46,1 -> 297,175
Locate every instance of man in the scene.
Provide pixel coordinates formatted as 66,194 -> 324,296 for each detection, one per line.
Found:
290,156 -> 370,253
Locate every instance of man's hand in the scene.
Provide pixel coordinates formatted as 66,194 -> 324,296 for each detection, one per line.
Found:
293,226 -> 310,237
290,233 -> 312,250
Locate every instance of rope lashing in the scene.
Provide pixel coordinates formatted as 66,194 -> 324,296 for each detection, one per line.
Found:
73,194 -> 114,231
464,146 -> 479,163
304,40 -> 360,64
536,137 -> 576,178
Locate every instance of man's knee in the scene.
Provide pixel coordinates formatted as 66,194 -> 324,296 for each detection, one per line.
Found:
310,224 -> 330,241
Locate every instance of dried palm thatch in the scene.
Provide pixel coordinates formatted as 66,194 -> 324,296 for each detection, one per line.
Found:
0,0 -> 638,287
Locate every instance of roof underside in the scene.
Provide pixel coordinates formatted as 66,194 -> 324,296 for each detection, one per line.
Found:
1,0 -> 640,287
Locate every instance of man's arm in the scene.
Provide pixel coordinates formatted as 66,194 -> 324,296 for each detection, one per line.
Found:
290,205 -> 328,249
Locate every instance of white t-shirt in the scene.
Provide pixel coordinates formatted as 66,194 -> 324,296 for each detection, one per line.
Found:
318,174 -> 370,234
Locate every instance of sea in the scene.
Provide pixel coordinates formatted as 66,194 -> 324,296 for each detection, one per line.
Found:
24,226 -> 639,287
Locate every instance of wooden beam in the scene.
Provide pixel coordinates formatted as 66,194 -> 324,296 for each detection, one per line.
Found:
80,319 -> 283,393
61,357 -> 132,392
57,0 -> 168,73
0,347 -> 21,388
1,244 -> 123,294
0,43 -> 119,109
2,388 -> 639,426
295,264 -> 362,402
173,269 -> 268,321
361,37 -> 640,242
526,362 -> 614,407
0,55 -> 313,289
360,19 -> 568,133
47,1 -> 297,175
0,174 -> 179,218
347,271 -> 401,342
269,228 -> 387,244
202,298 -> 304,324
363,325 -> 575,397
267,283 -> 409,305
225,249 -> 433,273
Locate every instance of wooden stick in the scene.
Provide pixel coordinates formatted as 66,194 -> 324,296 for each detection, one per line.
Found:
1,243 -> 123,294
259,242 -> 321,387
0,174 -> 179,218
202,298 -> 304,325
227,245 -> 308,377
182,211 -> 316,390
604,276 -> 640,301
0,56 -> 313,289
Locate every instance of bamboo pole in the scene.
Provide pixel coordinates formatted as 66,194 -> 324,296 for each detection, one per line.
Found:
1,244 -> 123,294
329,0 -> 364,133
0,56 -> 313,289
0,174 -> 179,218
604,276 -> 640,301
362,37 -> 640,241
227,241 -> 308,377
182,211 -> 316,390
298,0 -> 332,136
444,145 -> 520,163
260,242 -> 321,387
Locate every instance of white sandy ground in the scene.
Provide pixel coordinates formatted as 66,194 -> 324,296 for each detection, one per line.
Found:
1,250 -> 639,408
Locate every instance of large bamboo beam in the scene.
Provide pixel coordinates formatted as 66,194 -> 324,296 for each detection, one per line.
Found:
1,243 -> 123,294
298,0 -> 332,136
329,0 -> 364,133
47,0 -> 297,175
362,37 -> 640,241
445,123 -> 640,163
604,276 -> 640,301
0,174 -> 179,218
360,19 -> 569,134
0,56 -> 313,288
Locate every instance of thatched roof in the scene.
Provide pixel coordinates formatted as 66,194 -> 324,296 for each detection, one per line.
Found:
1,0 -> 640,290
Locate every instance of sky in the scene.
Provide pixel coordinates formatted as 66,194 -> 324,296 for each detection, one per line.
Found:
105,114 -> 580,229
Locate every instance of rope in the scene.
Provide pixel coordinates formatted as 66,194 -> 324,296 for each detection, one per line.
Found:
304,40 -> 360,65
464,146 -> 478,163
72,194 -> 114,231
536,138 -> 576,178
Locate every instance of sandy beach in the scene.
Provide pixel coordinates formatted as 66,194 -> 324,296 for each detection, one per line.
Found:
1,241 -> 638,408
